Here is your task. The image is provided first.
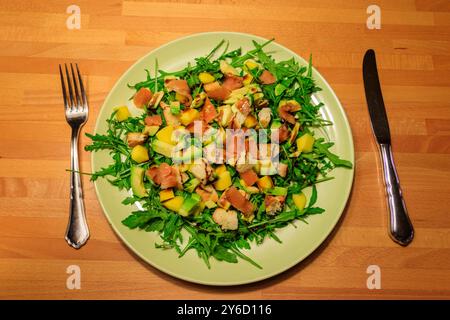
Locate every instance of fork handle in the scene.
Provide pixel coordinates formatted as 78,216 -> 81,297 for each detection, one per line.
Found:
65,127 -> 90,249
379,143 -> 414,246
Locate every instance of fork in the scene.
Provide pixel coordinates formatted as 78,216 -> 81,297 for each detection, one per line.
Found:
59,63 -> 90,249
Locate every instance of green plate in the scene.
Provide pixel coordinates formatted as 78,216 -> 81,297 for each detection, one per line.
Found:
92,32 -> 354,286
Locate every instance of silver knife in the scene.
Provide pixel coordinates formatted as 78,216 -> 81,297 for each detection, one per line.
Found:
363,49 -> 414,246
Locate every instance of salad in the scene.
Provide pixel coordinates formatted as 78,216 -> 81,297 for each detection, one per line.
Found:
86,39 -> 352,269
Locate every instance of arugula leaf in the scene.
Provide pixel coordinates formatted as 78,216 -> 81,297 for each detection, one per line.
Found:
213,246 -> 238,263
121,211 -> 165,229
122,196 -> 140,205
145,219 -> 165,232
308,185 -> 318,208
315,140 -> 353,168
305,207 -> 325,215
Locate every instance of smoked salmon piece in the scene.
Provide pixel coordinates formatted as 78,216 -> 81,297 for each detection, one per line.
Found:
165,79 -> 191,96
236,98 -> 251,116
240,169 -> 259,186
146,163 -> 180,190
279,102 -> 301,125
259,70 -> 276,85
222,74 -> 243,91
144,115 -> 163,126
200,98 -> 217,123
133,87 -> 153,108
264,195 -> 286,215
225,186 -> 255,217
277,124 -> 290,143
165,79 -> 192,106
204,82 -> 231,101
195,185 -> 219,202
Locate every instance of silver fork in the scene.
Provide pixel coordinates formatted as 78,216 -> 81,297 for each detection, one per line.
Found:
59,63 -> 90,249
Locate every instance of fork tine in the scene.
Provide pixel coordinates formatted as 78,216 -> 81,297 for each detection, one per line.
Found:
59,65 -> 68,109
64,63 -> 75,110
70,63 -> 81,108
75,64 -> 87,110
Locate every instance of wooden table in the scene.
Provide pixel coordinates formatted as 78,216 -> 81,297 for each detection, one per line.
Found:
1,0 -> 449,300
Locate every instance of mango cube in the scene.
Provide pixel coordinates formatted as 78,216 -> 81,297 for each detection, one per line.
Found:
163,196 -> 184,212
179,109 -> 199,126
242,73 -> 254,86
215,164 -> 227,177
244,115 -> 258,128
296,133 -> 315,153
156,126 -> 176,145
293,193 -> 307,211
131,145 -> 149,163
198,72 -> 215,84
115,106 -> 131,122
214,171 -> 232,191
256,176 -> 273,190
160,189 -> 175,202
244,59 -> 259,70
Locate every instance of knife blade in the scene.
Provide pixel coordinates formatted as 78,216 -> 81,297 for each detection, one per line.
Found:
363,49 -> 391,144
363,49 -> 414,246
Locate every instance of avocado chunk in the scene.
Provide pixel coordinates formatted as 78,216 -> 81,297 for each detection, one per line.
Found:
170,101 -> 181,115
152,139 -> 174,158
130,166 -> 147,197
178,193 -> 201,217
267,186 -> 288,196
270,120 -> 282,129
143,125 -> 159,136
274,83 -> 286,96
184,178 -> 200,193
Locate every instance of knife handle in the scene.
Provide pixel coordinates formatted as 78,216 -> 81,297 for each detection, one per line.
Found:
379,143 -> 414,246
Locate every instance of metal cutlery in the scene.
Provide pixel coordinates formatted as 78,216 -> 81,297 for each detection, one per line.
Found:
59,63 -> 90,249
363,49 -> 414,246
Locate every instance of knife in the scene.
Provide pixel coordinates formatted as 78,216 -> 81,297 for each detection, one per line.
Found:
363,49 -> 414,246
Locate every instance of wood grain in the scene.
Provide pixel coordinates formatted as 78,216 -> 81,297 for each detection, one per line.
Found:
0,0 -> 449,299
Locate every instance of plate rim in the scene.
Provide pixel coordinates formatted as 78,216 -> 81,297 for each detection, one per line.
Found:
91,31 -> 355,286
